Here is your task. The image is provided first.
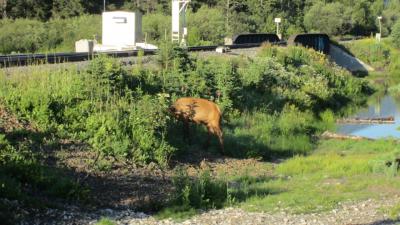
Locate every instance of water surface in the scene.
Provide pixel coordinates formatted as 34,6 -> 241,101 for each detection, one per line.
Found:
337,95 -> 400,139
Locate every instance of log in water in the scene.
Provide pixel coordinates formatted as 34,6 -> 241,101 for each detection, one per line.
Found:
337,116 -> 395,124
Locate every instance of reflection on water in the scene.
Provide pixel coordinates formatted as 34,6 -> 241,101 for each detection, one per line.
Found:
337,95 -> 400,139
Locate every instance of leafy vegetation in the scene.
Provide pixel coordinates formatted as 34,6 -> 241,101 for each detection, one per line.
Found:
391,20 -> 400,48
0,43 -> 375,221
158,139 -> 400,219
0,15 -> 101,53
0,45 -> 370,166
343,38 -> 400,75
1,1 -> 400,223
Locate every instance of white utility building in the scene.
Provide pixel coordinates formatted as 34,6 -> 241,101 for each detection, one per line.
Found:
102,11 -> 142,47
76,11 -> 157,52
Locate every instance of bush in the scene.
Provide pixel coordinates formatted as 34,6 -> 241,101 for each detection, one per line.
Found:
171,167 -> 227,210
391,20 -> 400,48
0,15 -> 101,54
142,13 -> 171,43
0,56 -> 177,165
0,45 -> 370,165
0,19 -> 47,54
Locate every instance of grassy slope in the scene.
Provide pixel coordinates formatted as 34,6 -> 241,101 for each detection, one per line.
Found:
155,139 -> 400,221
236,139 -> 400,214
342,38 -> 400,77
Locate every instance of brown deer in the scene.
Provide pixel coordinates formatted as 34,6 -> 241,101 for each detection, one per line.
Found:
169,97 -> 224,153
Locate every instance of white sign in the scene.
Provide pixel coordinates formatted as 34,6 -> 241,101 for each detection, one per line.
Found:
274,18 -> 281,23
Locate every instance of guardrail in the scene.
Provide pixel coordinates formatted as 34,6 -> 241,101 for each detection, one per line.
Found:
0,42 -> 287,68
0,49 -> 157,67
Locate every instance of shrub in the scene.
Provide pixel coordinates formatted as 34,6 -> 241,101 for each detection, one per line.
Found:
85,94 -> 175,166
171,167 -> 227,210
0,45 -> 371,165
142,13 -> 171,43
0,19 -> 47,54
0,16 -> 101,54
391,20 -> 400,48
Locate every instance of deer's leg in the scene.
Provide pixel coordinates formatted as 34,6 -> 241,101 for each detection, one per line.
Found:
183,120 -> 191,144
215,127 -> 224,154
204,125 -> 212,149
208,125 -> 224,154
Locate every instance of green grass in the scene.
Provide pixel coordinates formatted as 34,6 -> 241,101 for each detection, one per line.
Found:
158,139 -> 400,220
236,139 -> 400,214
343,38 -> 400,78
95,218 -> 117,225
156,206 -> 197,221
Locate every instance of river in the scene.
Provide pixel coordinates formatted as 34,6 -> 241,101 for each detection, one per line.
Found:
337,94 -> 400,139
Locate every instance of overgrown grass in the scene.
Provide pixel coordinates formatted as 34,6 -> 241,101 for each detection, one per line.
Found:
0,46 -> 369,165
343,38 -> 400,77
0,15 -> 101,54
239,139 -> 400,214
158,139 -> 400,220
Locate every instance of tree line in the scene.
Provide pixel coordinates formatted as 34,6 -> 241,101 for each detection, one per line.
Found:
0,0 -> 399,40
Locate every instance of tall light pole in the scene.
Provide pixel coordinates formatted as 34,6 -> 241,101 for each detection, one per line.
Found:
275,18 -> 282,40
377,16 -> 382,42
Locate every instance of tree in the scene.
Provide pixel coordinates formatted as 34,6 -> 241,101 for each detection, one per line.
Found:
304,2 -> 349,36
187,6 -> 225,44
5,0 -> 52,20
350,0 -> 375,35
51,0 -> 84,19
391,20 -> 400,48
382,0 -> 400,34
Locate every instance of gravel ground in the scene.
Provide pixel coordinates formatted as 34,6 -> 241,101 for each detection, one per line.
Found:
18,196 -> 400,225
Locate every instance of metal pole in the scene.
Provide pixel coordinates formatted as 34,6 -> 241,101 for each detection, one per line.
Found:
103,0 -> 106,12
377,16 -> 382,42
276,22 -> 279,36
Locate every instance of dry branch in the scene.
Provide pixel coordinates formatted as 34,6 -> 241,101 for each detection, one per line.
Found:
321,131 -> 373,141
